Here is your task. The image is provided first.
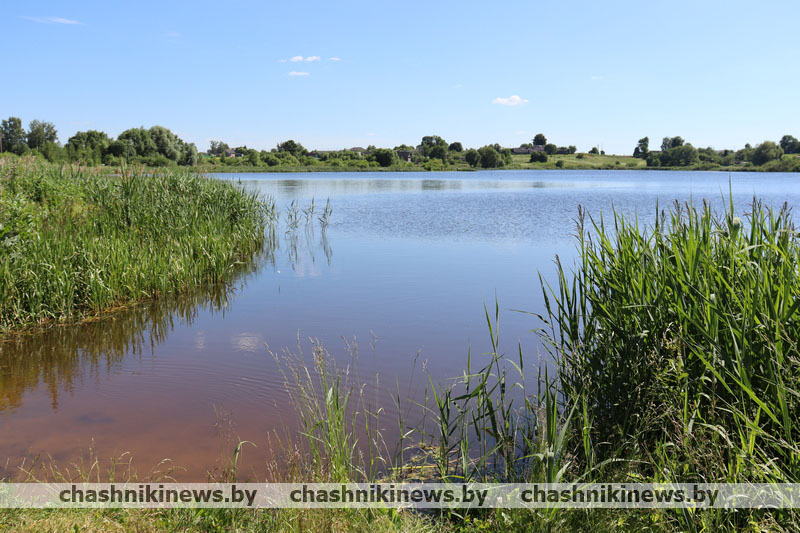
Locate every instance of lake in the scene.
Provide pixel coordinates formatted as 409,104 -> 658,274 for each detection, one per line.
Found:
2,170 -> 799,480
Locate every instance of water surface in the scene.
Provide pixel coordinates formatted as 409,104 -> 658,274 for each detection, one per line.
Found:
2,170 -> 798,479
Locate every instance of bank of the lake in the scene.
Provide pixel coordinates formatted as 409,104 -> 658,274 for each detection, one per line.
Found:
199,151 -> 800,173
0,159 -> 273,331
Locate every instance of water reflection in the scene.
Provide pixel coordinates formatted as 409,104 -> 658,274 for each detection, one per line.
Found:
0,208 -> 337,417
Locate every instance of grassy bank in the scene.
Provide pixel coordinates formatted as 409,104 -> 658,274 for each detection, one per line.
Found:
3,197 -> 799,531
201,152 -> 800,173
0,158 -> 273,331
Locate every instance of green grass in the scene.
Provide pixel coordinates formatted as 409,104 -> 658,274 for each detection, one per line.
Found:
534,197 -> 800,530
0,158 -> 274,331
508,152 -> 648,169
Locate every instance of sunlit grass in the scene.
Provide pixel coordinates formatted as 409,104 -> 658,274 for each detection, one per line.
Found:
0,158 -> 275,330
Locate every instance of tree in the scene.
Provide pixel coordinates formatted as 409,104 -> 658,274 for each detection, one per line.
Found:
27,120 -> 59,149
448,142 -> 463,152
180,143 -> 198,166
751,141 -> 783,166
67,130 -> 110,151
419,135 -> 448,158
477,145 -> 503,168
661,136 -> 684,151
277,140 -> 307,157
118,128 -> 157,157
149,126 -> 182,161
646,153 -> 661,167
779,135 -> 800,154
1,117 -> 28,153
533,133 -> 547,146
659,144 -> 699,166
544,143 -> 557,155
588,147 -> 600,155
633,136 -> 649,158
530,152 -> 548,163
393,144 -> 415,152
208,140 -> 230,156
370,148 -> 398,167
66,130 -> 111,163
464,149 -> 480,167
427,143 -> 447,162
107,139 -> 136,159
568,145 -> 577,154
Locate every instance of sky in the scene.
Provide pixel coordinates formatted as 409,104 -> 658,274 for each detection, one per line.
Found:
2,0 -> 799,155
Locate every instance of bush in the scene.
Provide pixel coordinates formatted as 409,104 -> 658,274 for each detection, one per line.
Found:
555,160 -> 564,168
529,152 -> 548,163
752,141 -> 784,166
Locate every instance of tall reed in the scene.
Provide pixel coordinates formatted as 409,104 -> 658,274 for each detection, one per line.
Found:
0,159 -> 274,330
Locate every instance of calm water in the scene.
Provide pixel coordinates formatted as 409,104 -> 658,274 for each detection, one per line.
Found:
2,170 -> 799,480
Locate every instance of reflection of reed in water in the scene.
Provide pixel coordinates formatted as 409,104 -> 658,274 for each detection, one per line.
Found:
0,236 -> 276,414
279,197 -> 332,271
0,200 -> 334,414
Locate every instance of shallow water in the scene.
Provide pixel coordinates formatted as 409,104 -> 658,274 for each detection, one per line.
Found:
2,169 -> 799,480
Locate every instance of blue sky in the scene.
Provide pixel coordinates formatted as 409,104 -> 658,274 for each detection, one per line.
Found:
3,0 -> 799,154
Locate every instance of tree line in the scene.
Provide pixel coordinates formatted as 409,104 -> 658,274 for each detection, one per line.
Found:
0,117 -> 198,166
632,135 -> 800,169
3,115 -> 797,171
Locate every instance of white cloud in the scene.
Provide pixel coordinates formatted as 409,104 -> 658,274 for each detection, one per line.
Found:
289,71 -> 310,77
289,55 -> 304,62
305,56 -> 320,62
21,16 -> 83,25
328,57 -> 342,61
366,132 -> 377,137
492,95 -> 528,106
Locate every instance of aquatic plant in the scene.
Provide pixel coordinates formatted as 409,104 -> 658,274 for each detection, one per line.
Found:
0,158 -> 275,330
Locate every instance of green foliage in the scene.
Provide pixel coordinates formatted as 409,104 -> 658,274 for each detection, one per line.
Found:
464,148 -> 480,167
118,127 -> 157,158
26,120 -> 58,150
633,136 -> 649,158
0,117 -> 28,154
369,148 -> 398,167
780,135 -> 800,154
659,143 -> 699,166
543,199 -> 800,488
544,143 -> 557,155
419,135 -> 448,161
66,130 -> 111,164
477,145 -> 503,168
208,140 -> 230,156
276,139 -> 307,157
661,136 -> 684,151
533,133 -> 547,146
448,141 -> 463,152
529,151 -> 548,163
752,140 -> 784,166
0,160 -> 273,329
588,147 -> 599,155
148,125 -> 182,161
